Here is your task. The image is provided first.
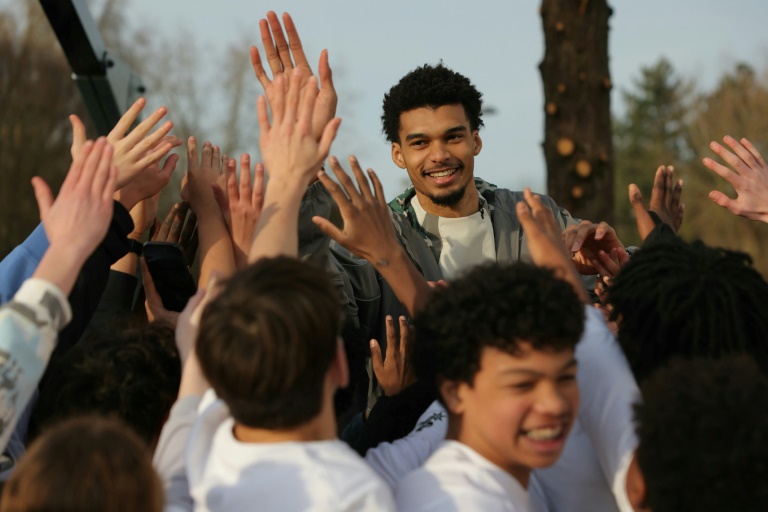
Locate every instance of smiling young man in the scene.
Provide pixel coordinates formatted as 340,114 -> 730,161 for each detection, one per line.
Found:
382,64 -> 581,282
395,262 -> 584,511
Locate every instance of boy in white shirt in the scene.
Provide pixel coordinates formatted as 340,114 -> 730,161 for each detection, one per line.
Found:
185,257 -> 394,512
396,259 -> 585,512
155,64 -> 394,512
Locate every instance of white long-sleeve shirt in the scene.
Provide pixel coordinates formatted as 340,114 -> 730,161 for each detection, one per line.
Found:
0,278 -> 71,452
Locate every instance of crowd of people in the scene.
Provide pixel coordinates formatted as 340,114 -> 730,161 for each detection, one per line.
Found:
0,10 -> 767,512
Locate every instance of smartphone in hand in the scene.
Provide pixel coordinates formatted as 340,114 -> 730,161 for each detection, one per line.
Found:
142,242 -> 197,312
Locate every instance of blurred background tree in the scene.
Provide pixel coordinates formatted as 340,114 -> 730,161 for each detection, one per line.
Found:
0,2 -> 90,254
614,59 -> 768,275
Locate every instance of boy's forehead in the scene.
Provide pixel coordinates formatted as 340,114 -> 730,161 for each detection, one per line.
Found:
477,344 -> 576,377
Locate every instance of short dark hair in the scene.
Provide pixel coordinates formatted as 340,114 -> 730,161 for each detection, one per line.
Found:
412,263 -> 584,395
196,257 -> 340,429
381,63 -> 484,144
635,356 -> 768,512
1,416 -> 163,512
29,320 -> 181,447
607,240 -> 768,383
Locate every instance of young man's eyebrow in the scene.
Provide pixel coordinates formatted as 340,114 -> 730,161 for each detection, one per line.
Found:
444,125 -> 467,135
404,125 -> 467,142
405,132 -> 428,142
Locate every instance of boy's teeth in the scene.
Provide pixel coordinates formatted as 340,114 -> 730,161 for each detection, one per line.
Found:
428,169 -> 455,178
525,425 -> 563,441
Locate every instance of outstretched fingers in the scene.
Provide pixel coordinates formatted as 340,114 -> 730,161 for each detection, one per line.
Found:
259,16 -> 284,75
252,163 -> 265,210
282,12 -> 310,70
31,177 -> 54,220
741,137 -> 767,168
327,156 -> 362,208
350,156 -> 375,204
69,114 -> 86,159
109,97 -> 147,140
723,135 -> 760,171
266,11 -> 294,72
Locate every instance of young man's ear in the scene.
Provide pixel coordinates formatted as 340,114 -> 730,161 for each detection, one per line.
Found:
472,131 -> 483,156
329,338 -> 350,389
625,453 -> 651,512
391,143 -> 407,169
438,379 -> 466,415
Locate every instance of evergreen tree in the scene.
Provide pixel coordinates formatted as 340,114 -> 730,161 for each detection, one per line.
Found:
613,58 -> 694,245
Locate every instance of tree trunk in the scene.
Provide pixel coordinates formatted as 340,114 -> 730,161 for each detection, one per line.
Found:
539,0 -> 614,224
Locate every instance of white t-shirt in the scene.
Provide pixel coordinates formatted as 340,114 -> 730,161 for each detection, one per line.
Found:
368,307 -> 638,512
185,397 -> 395,512
396,440 -> 529,512
411,194 -> 496,280
365,400 -> 447,487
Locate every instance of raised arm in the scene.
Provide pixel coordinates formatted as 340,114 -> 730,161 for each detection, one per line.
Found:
628,165 -> 684,241
312,157 -> 432,316
213,155 -> 264,269
69,98 -> 181,189
517,189 -> 589,304
703,135 -> 768,223
248,70 -> 340,261
184,139 -> 236,287
0,138 -> 117,452
250,11 -> 337,143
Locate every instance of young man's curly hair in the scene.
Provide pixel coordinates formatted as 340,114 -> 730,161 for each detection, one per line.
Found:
412,263 -> 584,394
606,239 -> 768,384
635,356 -> 768,512
381,63 -> 484,144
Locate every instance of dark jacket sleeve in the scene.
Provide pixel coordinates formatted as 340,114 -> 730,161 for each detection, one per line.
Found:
50,201 -> 134,359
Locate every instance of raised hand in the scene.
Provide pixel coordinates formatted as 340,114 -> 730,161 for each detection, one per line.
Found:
213,155 -> 265,269
114,147 -> 179,213
371,315 -> 416,396
31,138 -> 118,294
312,157 -> 432,315
703,135 -> 768,224
312,156 -> 400,265
517,189 -> 588,303
257,70 -> 340,188
34,138 -> 116,255
69,97 -> 181,189
562,219 -> 625,276
152,202 -> 198,266
250,11 -> 337,142
628,165 -> 683,240
183,139 -> 227,209
590,247 -> 630,283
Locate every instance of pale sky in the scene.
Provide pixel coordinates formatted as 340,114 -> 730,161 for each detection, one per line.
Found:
102,0 -> 768,197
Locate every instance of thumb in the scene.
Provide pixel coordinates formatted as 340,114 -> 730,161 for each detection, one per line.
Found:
31,177 -> 54,221
628,184 -> 646,215
69,114 -> 86,159
370,339 -> 384,374
312,216 -> 344,242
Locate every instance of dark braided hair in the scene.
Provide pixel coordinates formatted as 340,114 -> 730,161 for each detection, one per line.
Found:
381,63 -> 484,144
607,239 -> 768,383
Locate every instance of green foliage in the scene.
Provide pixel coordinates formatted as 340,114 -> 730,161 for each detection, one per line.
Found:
614,58 -> 694,246
614,59 -> 768,276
